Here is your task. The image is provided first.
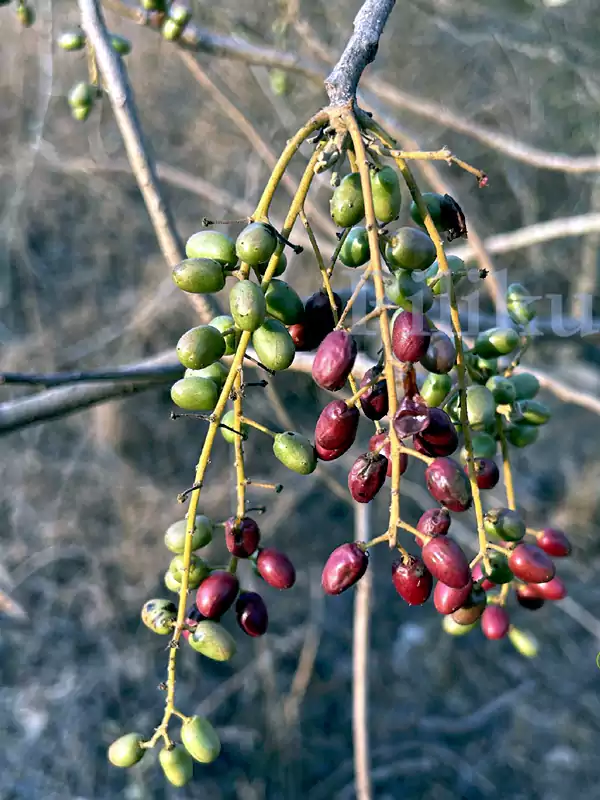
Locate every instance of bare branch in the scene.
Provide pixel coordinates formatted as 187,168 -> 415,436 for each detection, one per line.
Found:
1,364 -> 182,387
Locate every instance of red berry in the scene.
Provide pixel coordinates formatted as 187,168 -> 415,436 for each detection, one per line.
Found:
312,330 -> 357,391
195,571 -> 239,618
348,452 -> 388,503
413,431 -> 458,457
421,536 -> 471,589
236,591 -> 268,636
534,575 -> 567,601
316,441 -> 349,462
392,393 -> 431,439
508,543 -> 556,584
322,543 -> 369,595
425,457 -> 473,512
256,548 -> 296,589
471,561 -> 495,591
466,458 -> 500,490
481,605 -> 510,639
417,508 -> 451,537
315,400 -> 360,451
368,432 -> 408,478
359,367 -> 389,420
392,310 -> 431,362
391,556 -> 433,605
224,516 -> 260,558
537,528 -> 571,558
433,579 -> 472,614
288,322 -> 310,351
515,583 -> 545,610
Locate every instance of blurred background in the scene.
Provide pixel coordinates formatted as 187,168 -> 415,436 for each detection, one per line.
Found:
2,0 -> 600,797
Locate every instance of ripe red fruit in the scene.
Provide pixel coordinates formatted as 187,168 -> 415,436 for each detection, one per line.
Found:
391,556 -> 433,605
195,571 -> 239,618
312,330 -> 357,391
413,430 -> 458,457
417,507 -> 451,537
471,561 -> 495,591
224,516 -> 260,558
304,289 -> 343,348
537,528 -> 571,558
421,536 -> 471,589
359,367 -> 389,420
256,548 -> 296,589
508,543 -> 556,584
481,605 -> 510,639
288,322 -> 309,351
235,591 -> 268,637
315,400 -> 360,451
368,432 -> 407,478
515,584 -> 545,610
425,457 -> 473,512
348,452 -> 388,503
322,543 -> 369,595
451,585 -> 487,625
433,579 -> 472,614
392,393 -> 430,438
316,441 -> 348,462
392,310 -> 431,362
466,458 -> 500,490
534,575 -> 567,601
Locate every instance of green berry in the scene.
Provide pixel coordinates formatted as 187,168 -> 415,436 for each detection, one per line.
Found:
108,733 -> 145,768
169,2 -> 191,25
465,354 -> 499,384
442,615 -> 477,636
68,81 -> 94,108
188,620 -> 237,661
370,166 -> 401,224
386,272 -> 433,313
235,222 -> 278,267
264,279 -> 304,325
508,372 -> 540,401
57,30 -> 86,51
506,422 -> 539,448
161,18 -> 182,41
164,515 -> 213,553
507,282 -> 537,325
220,409 -> 248,443
17,4 -> 35,26
269,68 -> 290,97
518,399 -> 551,425
485,375 -> 516,405
410,192 -> 445,230
484,508 -> 526,542
168,554 -> 209,589
141,599 -> 177,635
473,327 -> 520,359
170,377 -> 218,411
420,372 -> 452,407
330,173 -> 365,228
185,361 -> 228,392
209,315 -> 237,355
272,431 -> 317,475
384,227 -> 436,272
481,552 -> 513,584
252,319 -> 295,371
465,385 -> 497,429
339,226 -> 370,268
71,105 -> 92,122
159,745 -> 193,787
460,431 -> 497,463
425,255 -> 467,296
229,279 -> 266,332
172,258 -> 225,294
110,34 -> 131,55
508,627 -> 538,658
164,570 -> 180,592
176,325 -> 226,370
256,250 -> 287,277
185,230 -> 237,269
141,0 -> 165,9
181,716 -> 221,763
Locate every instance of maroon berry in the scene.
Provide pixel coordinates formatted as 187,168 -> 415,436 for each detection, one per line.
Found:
322,543 -> 369,595
413,431 -> 457,457
508,543 -> 556,584
466,458 -> 500,490
304,289 -> 343,348
393,393 -> 431,439
433,579 -> 472,614
359,367 -> 389,420
312,330 -> 357,391
421,536 -> 471,589
417,508 -> 451,537
224,516 -> 260,558
348,452 -> 388,503
515,584 -> 545,610
425,457 -> 473,512
315,400 -> 360,451
256,548 -> 296,589
534,575 -> 567,601
236,591 -> 268,637
418,408 -> 455,446
391,556 -> 433,605
537,528 -> 571,558
451,584 -> 487,625
481,605 -> 510,639
472,561 -> 495,591
316,441 -> 348,462
195,571 -> 239,619
289,322 -> 309,351
368,432 -> 407,478
392,310 -> 431,362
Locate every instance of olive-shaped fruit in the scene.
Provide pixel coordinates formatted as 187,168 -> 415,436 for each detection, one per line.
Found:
417,508 -> 451,538
348,452 -> 388,503
169,1 -> 191,25
442,615 -> 478,636
451,584 -> 487,625
370,165 -> 402,223
256,548 -> 296,589
425,255 -> 467,297
509,543 -> 555,584
252,319 -> 295,371
68,81 -> 94,108
322,543 -> 369,595
176,325 -> 226,370
303,290 -> 343,349
164,515 -> 213,553
508,372 -> 539,400
385,271 -> 434,313
209,314 -> 236,355
421,536 -> 471,588
481,606 -> 510,640
508,626 -> 538,657
165,570 -> 180,592
384,227 -> 436,272
141,599 -> 177,635
171,377 -> 218,411
162,18 -> 183,41
420,330 -> 456,374
224,516 -> 260,558
312,330 -> 357,390
410,192 -> 445,230
256,249 -> 287,277
420,373 -> 452,407
507,282 -> 537,325
391,556 -> 432,605
339,226 -> 370,268
186,230 -> 237,269
460,432 -> 496,463
392,310 -> 431,362
473,327 -> 520,359
159,745 -> 193,787
425,457 -> 472,512
108,733 -> 145,768
467,457 -> 500,489
229,279 -> 267,331
264,279 -> 304,325
485,375 -> 516,405
269,68 -> 289,97
185,361 -> 228,392
315,400 -> 360,451
484,508 -> 526,542
71,106 -> 92,122
481,552 -> 513,584
169,554 -> 209,588
465,353 -> 499,384
518,399 -> 551,425
188,620 -> 237,661
17,4 -> 35,26
172,258 -> 225,294
110,34 -> 132,55
236,591 -> 268,636
433,580 -> 472,615
58,30 -> 86,51
537,528 -> 571,558
506,422 -> 539,448
272,431 -> 317,475
181,716 -> 221,764
195,571 -> 239,618
359,367 -> 389,421
330,173 -> 365,228
368,432 -> 408,478
464,385 -> 496,429
236,222 -> 277,266
220,409 -> 248,443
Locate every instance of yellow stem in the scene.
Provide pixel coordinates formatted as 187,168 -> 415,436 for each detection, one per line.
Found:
345,374 -> 386,407
234,370 -> 246,519
399,445 -> 433,465
398,519 -> 428,544
327,228 -> 351,277
349,304 -> 396,331
240,416 -> 277,438
497,415 -> 516,510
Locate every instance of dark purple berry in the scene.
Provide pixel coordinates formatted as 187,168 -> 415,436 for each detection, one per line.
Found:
392,310 -> 431,362
359,367 -> 389,420
348,452 -> 388,503
236,591 -> 268,636
368,432 -> 407,478
425,457 -> 472,512
466,458 -> 500,490
315,400 -> 359,451
224,516 -> 260,558
312,330 -> 357,391
256,548 -> 296,589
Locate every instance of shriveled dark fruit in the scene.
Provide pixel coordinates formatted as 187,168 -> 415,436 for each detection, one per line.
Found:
315,400 -> 360,451
272,431 -> 317,475
482,552 -> 513,585
236,591 -> 268,637
256,249 -> 287,277
508,543 -> 555,584
421,536 -> 471,589
485,375 -> 516,405
159,745 -> 193,787
391,556 -> 433,605
433,579 -> 472,614
518,399 -> 551,426
507,282 -> 537,325
176,325 -> 226,370
385,271 -> 434,313
393,393 -> 431,439
420,372 -> 452,407
466,458 -> 500,490
224,516 -> 260,558
330,173 -> 365,228
417,508 -> 451,541
425,457 -> 472,512
451,584 -> 487,625
392,310 -> 431,363
164,515 -> 213,553
368,432 -> 408,478
473,327 -> 520,359
348,452 -> 388,503
384,227 -> 436,272
256,548 -> 296,589
516,583 -> 545,610
68,81 -> 94,108
252,319 -> 296,371
288,322 -> 310,351
188,621 -> 236,661
172,257 -> 225,294
506,423 -> 539,448
303,290 -> 343,349
264,279 -> 304,325
108,733 -> 145,768
534,576 -> 567,601
235,222 -> 277,266
186,361 -> 228,392
141,599 -> 177,635
312,330 -> 357,391
417,407 -> 456,447
195,571 -> 239,618
339,226 -> 370,267
537,528 -> 571,557
181,716 -> 221,764
186,230 -> 237,269
460,431 -> 496,463
182,604 -> 205,640
229,279 -> 267,331
168,554 -> 209,589
481,605 -> 510,640
471,561 -> 495,591
484,508 -> 526,542
507,372 -> 540,400
420,330 -> 456,374
209,314 -> 237,355
316,441 -> 350,461
413,432 -> 457,458
370,165 -> 402,223
359,367 -> 389,420
322,543 -> 369,595
170,376 -> 218,412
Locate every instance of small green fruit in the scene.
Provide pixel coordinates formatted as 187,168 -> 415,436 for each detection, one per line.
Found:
57,31 -> 86,51
209,315 -> 236,355
220,409 -> 248,443
442,615 -> 477,636
168,554 -> 209,589
518,399 -> 551,425
68,81 -> 94,108
185,361 -> 228,392
482,552 -> 513,584
176,325 -> 226,370
141,0 -> 165,9
465,354 -> 498,384
256,250 -> 287,277
108,733 -> 145,768
264,279 -> 304,325
185,230 -> 237,269
385,271 -> 433,313
410,192 -> 445,230
473,327 -> 520,359
169,2 -> 191,25
384,227 -> 436,272
484,508 -> 526,542
420,372 -> 452,407
339,226 -> 370,268
110,34 -> 131,55
330,173 -> 365,228
507,282 -> 537,325
508,626 -> 538,658
460,431 -> 496,463
171,377 -> 218,411
161,18 -> 182,41
425,255 -> 467,296
71,105 -> 92,122
188,620 -> 237,661
164,515 -> 213,553
273,431 -> 317,475
172,258 -> 226,294
252,319 -> 295,371
17,4 -> 35,26
141,599 -> 177,635
164,570 -> 180,592
236,222 -> 278,267
508,372 -> 540,400
159,745 -> 193,787
229,280 -> 266,332
370,165 -> 401,224
181,716 -> 221,763
506,422 -> 539,448
269,67 -> 290,96
465,385 -> 497,429
485,375 -> 516,405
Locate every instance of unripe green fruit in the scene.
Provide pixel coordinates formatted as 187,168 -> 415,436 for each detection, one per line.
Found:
185,361 -> 228,392
110,34 -> 131,55
235,222 -> 277,266
518,399 -> 551,425
384,227 -> 436,272
141,599 -> 177,635
171,377 -> 218,411
169,2 -> 191,25
71,105 -> 92,122
425,255 -> 467,296
484,508 -> 526,542
256,250 -> 287,277
159,745 -> 193,787
141,0 -> 165,9
330,173 -> 365,228
508,372 -> 539,400
339,226 -> 370,268
108,733 -> 144,768
482,552 -> 513,584
58,31 -> 86,51
220,409 -> 248,443
420,372 -> 452,407
460,431 -> 496,463
410,192 -> 445,230
269,68 -> 290,97
209,315 -> 236,355
273,431 -> 317,475
176,325 -> 226,370
17,4 -> 35,26
485,375 -> 516,405
229,280 -> 266,331
442,615 -> 477,636
168,554 -> 209,589
507,282 -> 536,325
68,81 -> 94,108
181,716 -> 221,763
188,620 -> 237,661
172,258 -> 225,294
161,18 -> 182,41
370,166 -> 401,223
473,327 -> 520,359
506,422 -> 539,448
185,230 -> 237,269
252,319 -> 295,371
386,272 -> 434,313
165,516 -> 213,553
465,354 -> 498,384
464,385 -> 497,429
508,627 -> 538,658
164,570 -> 180,592
264,279 -> 304,325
